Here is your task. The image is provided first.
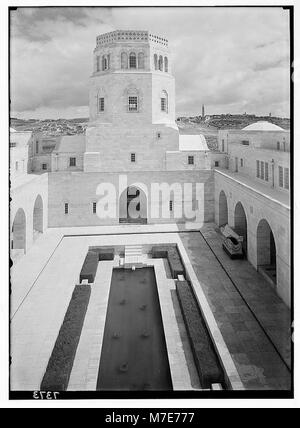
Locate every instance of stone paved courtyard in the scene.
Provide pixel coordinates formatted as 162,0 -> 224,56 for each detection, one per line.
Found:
179,225 -> 291,390
10,223 -> 291,391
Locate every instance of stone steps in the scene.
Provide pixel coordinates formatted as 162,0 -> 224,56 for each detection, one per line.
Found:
124,245 -> 143,268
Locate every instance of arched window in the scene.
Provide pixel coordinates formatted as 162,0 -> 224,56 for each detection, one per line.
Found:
121,52 -> 128,69
154,54 -> 158,70
96,55 -> 100,72
158,55 -> 163,71
164,56 -> 168,73
161,90 -> 168,113
102,55 -> 109,71
138,52 -> 145,69
129,52 -> 137,68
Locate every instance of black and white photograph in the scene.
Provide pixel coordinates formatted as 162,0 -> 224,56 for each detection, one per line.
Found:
1,0 -> 298,410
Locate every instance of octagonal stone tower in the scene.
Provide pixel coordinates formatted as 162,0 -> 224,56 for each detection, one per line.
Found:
84,30 -> 179,172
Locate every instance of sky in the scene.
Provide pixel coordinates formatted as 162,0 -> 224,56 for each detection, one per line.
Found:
10,6 -> 291,119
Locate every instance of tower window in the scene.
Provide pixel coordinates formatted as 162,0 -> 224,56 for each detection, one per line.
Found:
15,161 -> 18,170
36,141 -> 39,154
96,56 -> 100,72
64,203 -> 69,214
164,56 -> 168,73
42,163 -> 47,170
222,139 -> 225,152
154,54 -> 158,70
169,200 -> 173,212
70,157 -> 76,167
161,97 -> 167,112
240,158 -> 243,167
188,156 -> 194,165
121,52 -> 128,69
157,132 -> 161,139
158,55 -> 163,71
128,96 -> 138,112
215,161 -> 219,167
102,55 -> 110,71
161,90 -> 168,113
129,52 -> 137,68
256,160 -> 260,178
92,202 -> 97,214
277,141 -> 280,151
138,52 -> 145,69
98,97 -> 105,112
131,153 -> 136,163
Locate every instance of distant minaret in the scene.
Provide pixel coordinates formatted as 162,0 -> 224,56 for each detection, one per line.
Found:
202,104 -> 205,118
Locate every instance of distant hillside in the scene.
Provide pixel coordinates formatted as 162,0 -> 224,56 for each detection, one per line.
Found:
177,114 -> 290,131
10,117 -> 89,137
177,114 -> 290,152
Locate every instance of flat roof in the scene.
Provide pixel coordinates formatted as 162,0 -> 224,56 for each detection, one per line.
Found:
55,135 -> 86,153
179,134 -> 208,151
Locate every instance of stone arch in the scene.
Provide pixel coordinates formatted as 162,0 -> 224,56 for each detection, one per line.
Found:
11,208 -> 26,252
119,185 -> 147,224
164,56 -> 168,72
234,201 -> 247,255
33,195 -> 43,240
257,219 -> 277,284
218,190 -> 228,227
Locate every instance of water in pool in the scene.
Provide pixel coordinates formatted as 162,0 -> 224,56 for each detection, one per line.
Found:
97,267 -> 173,390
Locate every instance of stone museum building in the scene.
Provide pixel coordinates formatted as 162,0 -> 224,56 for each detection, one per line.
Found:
10,30 -> 291,392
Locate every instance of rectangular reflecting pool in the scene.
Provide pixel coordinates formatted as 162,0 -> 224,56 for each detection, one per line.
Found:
97,267 -> 173,390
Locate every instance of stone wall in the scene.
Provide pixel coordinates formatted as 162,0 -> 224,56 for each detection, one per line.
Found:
48,170 -> 214,227
214,170 -> 290,307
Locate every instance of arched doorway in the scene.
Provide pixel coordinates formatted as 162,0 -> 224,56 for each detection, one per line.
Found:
257,219 -> 277,285
119,186 -> 147,224
219,191 -> 228,226
11,208 -> 26,252
33,195 -> 43,240
234,202 -> 247,255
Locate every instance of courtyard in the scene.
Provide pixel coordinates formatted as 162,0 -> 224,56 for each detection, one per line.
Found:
10,223 -> 291,392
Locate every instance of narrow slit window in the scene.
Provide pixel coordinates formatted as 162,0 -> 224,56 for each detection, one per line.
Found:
284,168 -> 289,190
92,202 -> 97,214
278,166 -> 283,188
169,200 -> 173,212
131,153 -> 136,163
260,161 -> 264,180
64,203 -> 69,214
265,162 -> 269,181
